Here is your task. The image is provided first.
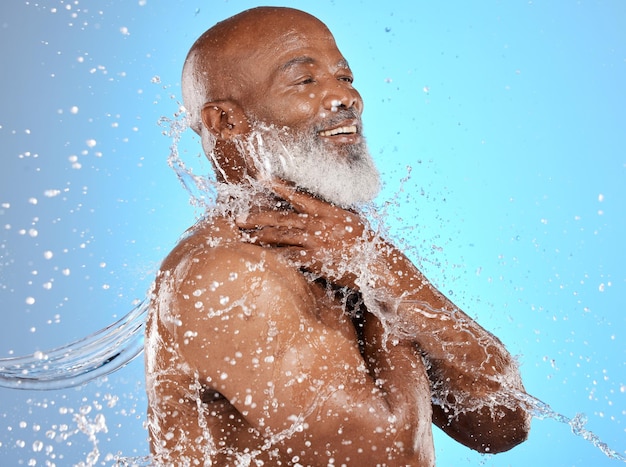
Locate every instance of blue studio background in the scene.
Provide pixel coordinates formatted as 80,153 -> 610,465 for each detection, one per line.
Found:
1,1 -> 625,465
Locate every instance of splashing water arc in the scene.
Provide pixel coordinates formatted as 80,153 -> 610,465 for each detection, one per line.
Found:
0,301 -> 147,390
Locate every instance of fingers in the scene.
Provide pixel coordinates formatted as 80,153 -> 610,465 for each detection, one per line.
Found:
271,183 -> 364,231
237,210 -> 308,231
270,180 -> 329,214
257,179 -> 364,232
244,225 -> 312,248
236,203 -> 366,250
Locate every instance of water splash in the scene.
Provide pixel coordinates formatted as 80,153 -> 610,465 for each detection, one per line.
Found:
515,390 -> 626,462
0,300 -> 147,390
159,112 -> 216,209
74,409 -> 108,467
112,455 -> 155,466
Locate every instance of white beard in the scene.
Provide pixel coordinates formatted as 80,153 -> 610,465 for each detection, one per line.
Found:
244,123 -> 381,208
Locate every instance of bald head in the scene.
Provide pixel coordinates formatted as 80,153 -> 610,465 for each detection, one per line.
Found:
182,7 -> 334,134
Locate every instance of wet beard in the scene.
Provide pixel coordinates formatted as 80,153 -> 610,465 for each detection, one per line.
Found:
250,125 -> 381,208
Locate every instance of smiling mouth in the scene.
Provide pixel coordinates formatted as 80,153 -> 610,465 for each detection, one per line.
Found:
318,125 -> 358,137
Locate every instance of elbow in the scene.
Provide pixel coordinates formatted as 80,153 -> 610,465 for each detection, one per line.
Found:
433,402 -> 531,454
472,404 -> 531,454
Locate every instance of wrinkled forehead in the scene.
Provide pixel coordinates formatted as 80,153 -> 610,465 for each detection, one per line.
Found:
258,17 -> 336,49
236,20 -> 345,81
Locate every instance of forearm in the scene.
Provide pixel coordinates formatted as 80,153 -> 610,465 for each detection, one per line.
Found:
397,297 -> 520,395
358,240 -> 530,451
359,239 -> 526,402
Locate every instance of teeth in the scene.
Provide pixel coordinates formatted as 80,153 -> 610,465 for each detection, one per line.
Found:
319,125 -> 357,137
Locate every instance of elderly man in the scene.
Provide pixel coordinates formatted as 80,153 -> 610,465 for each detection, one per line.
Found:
145,6 -> 530,466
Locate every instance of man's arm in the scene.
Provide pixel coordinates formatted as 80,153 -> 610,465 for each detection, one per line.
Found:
374,264 -> 531,453
238,183 -> 531,453
156,240 -> 433,465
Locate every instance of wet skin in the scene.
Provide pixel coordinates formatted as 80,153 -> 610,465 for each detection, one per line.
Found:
146,7 -> 530,466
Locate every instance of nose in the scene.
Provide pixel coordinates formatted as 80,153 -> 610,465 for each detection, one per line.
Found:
322,80 -> 363,114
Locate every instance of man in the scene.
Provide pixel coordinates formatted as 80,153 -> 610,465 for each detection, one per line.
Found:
145,6 -> 530,466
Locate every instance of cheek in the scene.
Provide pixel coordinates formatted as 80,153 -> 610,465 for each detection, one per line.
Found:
277,99 -> 316,127
257,93 -> 318,127
295,100 -> 314,115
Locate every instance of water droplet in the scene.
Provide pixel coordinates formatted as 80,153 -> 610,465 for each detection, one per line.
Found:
43,189 -> 61,197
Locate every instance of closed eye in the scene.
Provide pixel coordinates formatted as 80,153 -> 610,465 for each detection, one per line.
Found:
296,77 -> 315,85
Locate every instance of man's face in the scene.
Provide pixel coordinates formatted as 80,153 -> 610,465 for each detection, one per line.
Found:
242,20 -> 364,149
236,17 -> 379,205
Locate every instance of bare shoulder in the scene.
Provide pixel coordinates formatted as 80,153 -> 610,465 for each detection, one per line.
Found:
152,217 -> 314,342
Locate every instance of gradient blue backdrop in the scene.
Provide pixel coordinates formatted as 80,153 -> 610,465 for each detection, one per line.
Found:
1,1 -> 624,465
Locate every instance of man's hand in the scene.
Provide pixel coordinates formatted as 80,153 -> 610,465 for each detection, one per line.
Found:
236,181 -> 372,288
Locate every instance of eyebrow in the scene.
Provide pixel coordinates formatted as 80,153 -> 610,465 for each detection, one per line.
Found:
278,56 -> 351,73
336,58 -> 351,71
278,56 -> 315,74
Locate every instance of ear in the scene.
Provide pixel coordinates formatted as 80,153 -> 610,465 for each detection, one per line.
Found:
200,100 -> 250,140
